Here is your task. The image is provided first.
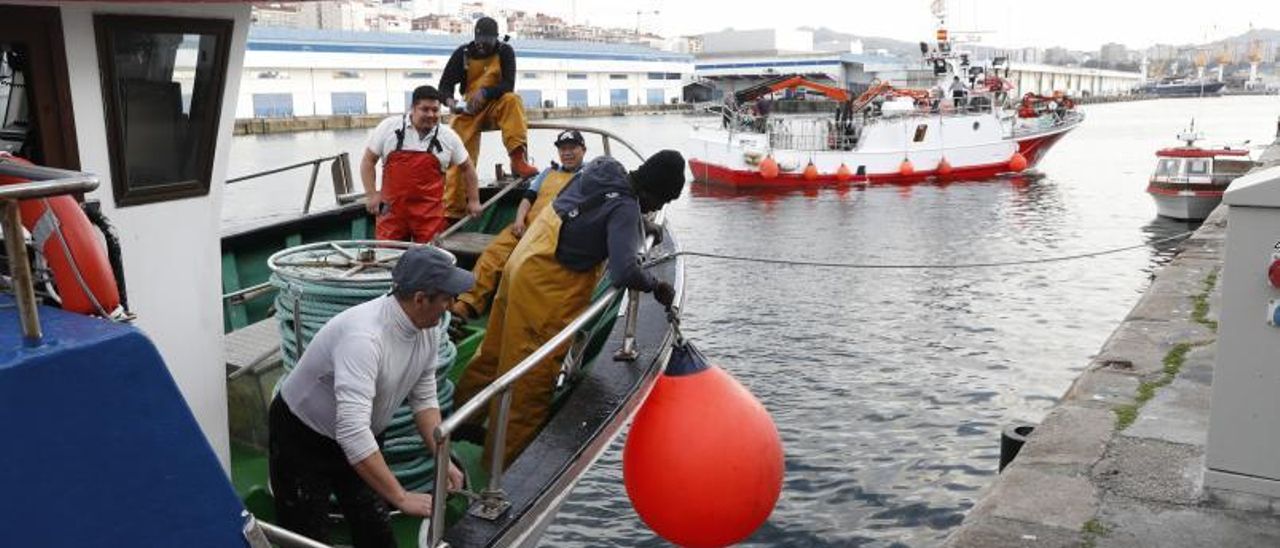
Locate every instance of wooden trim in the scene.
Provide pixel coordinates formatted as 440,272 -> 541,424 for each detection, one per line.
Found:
0,5 -> 79,171
93,14 -> 233,207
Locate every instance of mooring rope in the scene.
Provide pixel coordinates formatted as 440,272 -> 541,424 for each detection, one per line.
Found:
645,231 -> 1195,270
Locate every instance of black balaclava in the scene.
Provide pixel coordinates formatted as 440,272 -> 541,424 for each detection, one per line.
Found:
631,149 -> 686,212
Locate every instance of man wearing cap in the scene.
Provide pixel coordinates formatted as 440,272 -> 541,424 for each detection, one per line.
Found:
450,129 -> 588,321
362,85 -> 481,243
439,16 -> 537,221
455,150 -> 687,465
269,247 -> 473,547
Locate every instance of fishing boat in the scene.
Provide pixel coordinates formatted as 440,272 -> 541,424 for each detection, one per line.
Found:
0,2 -> 684,547
687,28 -> 1083,189
1147,122 -> 1255,220
1135,78 -> 1227,98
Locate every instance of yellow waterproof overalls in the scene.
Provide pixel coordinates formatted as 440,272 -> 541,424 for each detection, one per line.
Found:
455,204 -> 604,466
455,167 -> 578,317
445,51 -> 529,218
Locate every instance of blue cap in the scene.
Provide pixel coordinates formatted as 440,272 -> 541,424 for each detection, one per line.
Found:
392,246 -> 474,296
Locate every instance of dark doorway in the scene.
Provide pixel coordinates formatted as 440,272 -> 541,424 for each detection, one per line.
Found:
0,5 -> 79,170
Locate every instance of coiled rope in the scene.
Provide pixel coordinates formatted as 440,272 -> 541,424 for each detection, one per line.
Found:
271,273 -> 458,494
645,231 -> 1195,270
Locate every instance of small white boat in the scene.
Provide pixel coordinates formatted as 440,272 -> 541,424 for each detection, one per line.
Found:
1147,122 -> 1255,221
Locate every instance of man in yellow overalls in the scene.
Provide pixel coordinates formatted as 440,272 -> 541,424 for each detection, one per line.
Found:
439,16 -> 538,221
450,129 -> 587,321
455,150 -> 687,466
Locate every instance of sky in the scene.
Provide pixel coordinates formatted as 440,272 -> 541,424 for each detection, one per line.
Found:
475,0 -> 1280,51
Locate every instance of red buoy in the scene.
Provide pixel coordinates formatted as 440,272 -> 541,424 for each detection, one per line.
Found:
937,157 -> 953,176
835,163 -> 853,182
802,161 -> 819,180
1009,152 -> 1029,172
899,158 -> 915,176
624,344 -> 783,548
759,156 -> 780,179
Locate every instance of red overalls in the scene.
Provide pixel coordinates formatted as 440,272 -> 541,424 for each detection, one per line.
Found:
377,118 -> 449,242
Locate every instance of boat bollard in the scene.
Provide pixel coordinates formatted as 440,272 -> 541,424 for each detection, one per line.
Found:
999,423 -> 1036,472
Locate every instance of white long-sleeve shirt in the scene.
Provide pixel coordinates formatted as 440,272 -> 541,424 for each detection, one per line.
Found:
281,295 -> 440,463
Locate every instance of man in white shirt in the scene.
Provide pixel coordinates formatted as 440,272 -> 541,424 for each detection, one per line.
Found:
362,85 -> 482,243
269,246 -> 473,547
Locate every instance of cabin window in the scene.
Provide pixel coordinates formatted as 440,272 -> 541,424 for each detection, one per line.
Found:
1156,159 -> 1181,176
913,124 -> 928,142
972,121 -> 981,131
1186,159 -> 1209,175
95,15 -> 232,207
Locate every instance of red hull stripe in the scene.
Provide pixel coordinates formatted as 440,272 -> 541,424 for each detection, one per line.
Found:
1146,184 -> 1224,198
1155,147 -> 1250,158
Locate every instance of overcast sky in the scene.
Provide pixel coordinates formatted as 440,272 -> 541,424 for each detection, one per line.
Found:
481,0 -> 1279,51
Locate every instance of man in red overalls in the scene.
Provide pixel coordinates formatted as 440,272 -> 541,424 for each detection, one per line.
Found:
361,85 -> 481,242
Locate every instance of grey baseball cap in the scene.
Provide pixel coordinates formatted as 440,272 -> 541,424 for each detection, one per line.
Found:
392,246 -> 474,296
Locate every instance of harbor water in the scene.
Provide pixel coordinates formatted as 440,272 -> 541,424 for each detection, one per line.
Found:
225,95 -> 1280,546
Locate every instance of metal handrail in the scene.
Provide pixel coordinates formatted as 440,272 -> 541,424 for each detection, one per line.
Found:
424,199 -> 667,546
226,153 -> 350,214
0,160 -> 100,344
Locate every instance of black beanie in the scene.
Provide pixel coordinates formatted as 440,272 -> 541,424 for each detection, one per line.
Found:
633,149 -> 686,203
475,17 -> 499,38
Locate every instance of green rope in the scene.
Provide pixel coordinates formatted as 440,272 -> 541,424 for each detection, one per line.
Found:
270,272 -> 458,494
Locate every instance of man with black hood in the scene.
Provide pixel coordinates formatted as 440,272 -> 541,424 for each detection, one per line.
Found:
439,16 -> 537,220
455,150 -> 686,466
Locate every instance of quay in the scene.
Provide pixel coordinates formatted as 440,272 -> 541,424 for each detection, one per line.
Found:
946,136 -> 1280,547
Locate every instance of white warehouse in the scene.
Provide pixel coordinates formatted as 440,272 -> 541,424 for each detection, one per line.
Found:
237,27 -> 694,118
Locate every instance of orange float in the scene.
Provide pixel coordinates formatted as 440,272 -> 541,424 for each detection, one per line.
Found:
835,163 -> 853,182
759,156 -> 780,179
937,157 -> 953,176
1009,152 -> 1029,172
899,159 -> 915,176
0,154 -> 121,316
624,343 -> 783,548
802,161 -> 819,180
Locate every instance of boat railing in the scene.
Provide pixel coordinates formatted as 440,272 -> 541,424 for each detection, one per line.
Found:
0,159 -> 99,345
423,206 -> 671,547
226,152 -> 354,215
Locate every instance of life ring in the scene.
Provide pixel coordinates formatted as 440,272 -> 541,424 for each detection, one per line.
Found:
0,153 -> 121,316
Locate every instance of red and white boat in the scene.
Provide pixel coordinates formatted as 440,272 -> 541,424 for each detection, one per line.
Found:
1147,122 -> 1255,220
688,28 -> 1083,189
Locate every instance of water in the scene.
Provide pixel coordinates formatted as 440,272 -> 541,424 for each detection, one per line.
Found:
225,96 -> 1280,546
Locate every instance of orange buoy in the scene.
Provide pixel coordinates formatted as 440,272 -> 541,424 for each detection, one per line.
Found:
1009,152 -> 1028,172
937,157 -> 953,176
899,158 -> 915,176
835,163 -> 853,181
803,161 -> 819,180
0,153 -> 121,316
624,343 -> 783,548
759,155 -> 780,179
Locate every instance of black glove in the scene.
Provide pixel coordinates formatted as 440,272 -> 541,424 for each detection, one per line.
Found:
652,281 -> 675,308
642,218 -> 664,246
